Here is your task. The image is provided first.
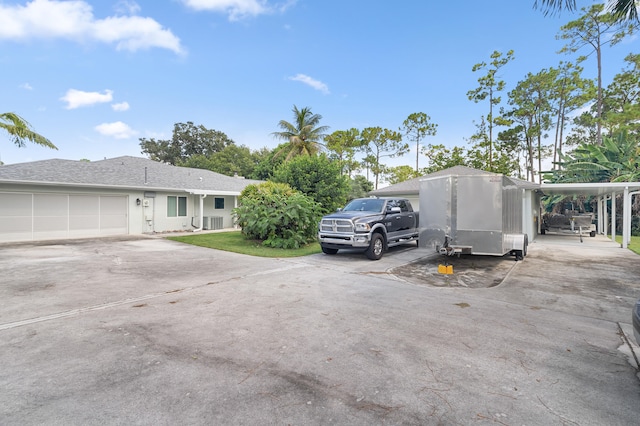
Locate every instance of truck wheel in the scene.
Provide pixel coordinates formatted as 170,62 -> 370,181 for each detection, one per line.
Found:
523,235 -> 528,257
321,247 -> 338,255
365,234 -> 384,260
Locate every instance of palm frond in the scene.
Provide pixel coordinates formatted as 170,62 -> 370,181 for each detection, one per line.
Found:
0,112 -> 57,150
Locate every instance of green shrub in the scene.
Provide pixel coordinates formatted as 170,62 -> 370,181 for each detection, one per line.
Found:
233,181 -> 323,249
272,154 -> 349,214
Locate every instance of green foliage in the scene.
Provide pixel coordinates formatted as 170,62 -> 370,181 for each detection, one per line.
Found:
467,50 -> 515,169
386,165 -> 420,185
422,144 -> 468,174
324,128 -> 364,176
272,105 -> 330,160
272,154 -> 349,214
400,112 -> 438,172
536,1 -> 639,22
360,126 -> 407,189
210,144 -> 256,177
140,122 -> 234,165
545,131 -> 640,183
602,53 -> 640,135
347,175 -> 374,200
233,182 -> 322,249
176,144 -> 269,178
1,112 -> 56,150
249,145 -> 284,180
557,4 -> 638,144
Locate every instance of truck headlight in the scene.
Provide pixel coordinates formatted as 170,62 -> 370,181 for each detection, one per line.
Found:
354,223 -> 370,232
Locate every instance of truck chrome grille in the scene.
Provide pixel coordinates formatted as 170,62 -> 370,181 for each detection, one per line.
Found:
320,219 -> 353,233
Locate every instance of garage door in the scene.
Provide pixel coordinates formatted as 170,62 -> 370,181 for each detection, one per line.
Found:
0,193 -> 128,243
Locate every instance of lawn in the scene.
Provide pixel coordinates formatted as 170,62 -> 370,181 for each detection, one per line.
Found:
615,235 -> 640,256
167,231 -> 322,257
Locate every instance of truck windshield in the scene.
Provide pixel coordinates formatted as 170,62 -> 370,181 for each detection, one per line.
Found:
342,199 -> 385,213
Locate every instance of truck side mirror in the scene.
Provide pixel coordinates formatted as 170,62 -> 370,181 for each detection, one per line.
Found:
389,207 -> 401,214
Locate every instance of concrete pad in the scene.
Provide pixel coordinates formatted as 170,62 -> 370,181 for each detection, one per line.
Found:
1,234 -> 639,424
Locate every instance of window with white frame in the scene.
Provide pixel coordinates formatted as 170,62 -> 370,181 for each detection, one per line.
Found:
167,196 -> 187,217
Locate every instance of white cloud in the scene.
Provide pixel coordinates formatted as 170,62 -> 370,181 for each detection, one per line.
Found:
19,82 -> 33,90
61,89 -> 113,109
95,121 -> 138,139
182,0 -> 295,21
115,0 -> 141,15
288,73 -> 330,95
111,101 -> 130,111
0,0 -> 184,54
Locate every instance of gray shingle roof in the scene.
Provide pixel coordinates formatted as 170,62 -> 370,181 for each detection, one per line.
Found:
0,156 -> 263,193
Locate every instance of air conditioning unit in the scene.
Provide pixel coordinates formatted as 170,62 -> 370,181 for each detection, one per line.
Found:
211,216 -> 223,230
202,216 -> 211,230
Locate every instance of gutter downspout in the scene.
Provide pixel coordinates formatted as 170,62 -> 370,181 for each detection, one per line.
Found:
193,194 -> 207,232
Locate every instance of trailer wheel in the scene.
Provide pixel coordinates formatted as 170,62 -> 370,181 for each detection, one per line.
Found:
590,230 -> 596,237
366,233 -> 384,260
523,235 -> 528,257
322,247 -> 338,255
514,250 -> 524,261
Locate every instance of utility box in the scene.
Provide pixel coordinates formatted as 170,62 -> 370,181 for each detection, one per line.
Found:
202,216 -> 211,230
419,174 -> 529,259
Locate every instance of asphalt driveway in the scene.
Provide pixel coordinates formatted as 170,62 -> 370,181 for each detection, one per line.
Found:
1,233 -> 639,425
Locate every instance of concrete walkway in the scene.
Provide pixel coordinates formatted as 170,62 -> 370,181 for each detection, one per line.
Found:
1,232 -> 638,425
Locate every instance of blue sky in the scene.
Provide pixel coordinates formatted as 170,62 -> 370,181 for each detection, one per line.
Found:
1,0 -> 637,172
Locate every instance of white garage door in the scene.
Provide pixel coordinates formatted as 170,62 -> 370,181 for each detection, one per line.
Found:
0,193 -> 128,243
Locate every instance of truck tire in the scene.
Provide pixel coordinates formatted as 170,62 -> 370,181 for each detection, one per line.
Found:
321,246 -> 338,255
365,233 -> 384,260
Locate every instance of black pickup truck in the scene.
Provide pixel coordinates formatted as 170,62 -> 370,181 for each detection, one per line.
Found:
318,197 -> 420,260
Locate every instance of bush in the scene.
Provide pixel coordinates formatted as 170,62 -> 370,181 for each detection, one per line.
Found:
272,154 -> 349,214
233,182 -> 323,249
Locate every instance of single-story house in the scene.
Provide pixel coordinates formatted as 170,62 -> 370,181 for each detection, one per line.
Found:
0,156 -> 263,243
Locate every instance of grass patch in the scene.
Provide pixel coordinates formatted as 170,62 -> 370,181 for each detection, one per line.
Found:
166,230 -> 322,258
615,235 -> 640,255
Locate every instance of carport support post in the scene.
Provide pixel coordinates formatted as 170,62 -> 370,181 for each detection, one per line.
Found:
597,197 -> 603,235
603,196 -> 608,237
611,191 -> 616,244
623,187 -> 629,249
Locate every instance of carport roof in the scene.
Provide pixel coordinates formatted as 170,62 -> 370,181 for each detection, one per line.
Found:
0,156 -> 263,193
541,181 -> 640,196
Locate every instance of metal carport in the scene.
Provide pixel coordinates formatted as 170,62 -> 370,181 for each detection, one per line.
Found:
540,182 -> 640,249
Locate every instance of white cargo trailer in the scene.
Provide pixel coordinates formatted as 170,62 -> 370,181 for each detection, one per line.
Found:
419,173 -> 533,260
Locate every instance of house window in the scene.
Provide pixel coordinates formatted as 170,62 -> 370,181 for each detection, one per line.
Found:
167,196 -> 187,217
215,197 -> 225,209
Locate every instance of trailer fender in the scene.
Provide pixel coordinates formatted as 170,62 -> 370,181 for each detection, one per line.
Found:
504,233 -> 527,252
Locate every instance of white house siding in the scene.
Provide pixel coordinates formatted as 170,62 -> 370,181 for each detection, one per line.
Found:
202,195 -> 235,229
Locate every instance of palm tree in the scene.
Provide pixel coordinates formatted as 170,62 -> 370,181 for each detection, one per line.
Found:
272,105 -> 329,160
536,0 -> 638,21
1,112 -> 57,150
